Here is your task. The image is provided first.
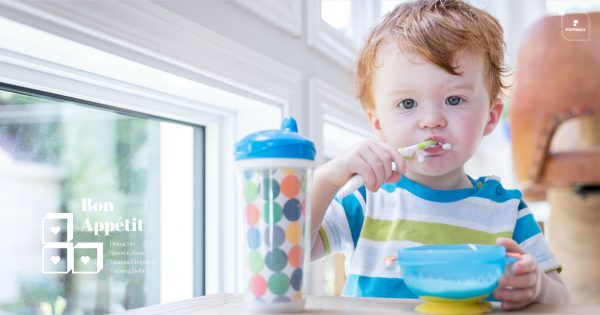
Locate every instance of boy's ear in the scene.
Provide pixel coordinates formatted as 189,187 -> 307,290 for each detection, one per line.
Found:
483,98 -> 504,136
367,110 -> 385,139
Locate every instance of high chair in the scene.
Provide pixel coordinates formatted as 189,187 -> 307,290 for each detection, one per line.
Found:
510,12 -> 600,304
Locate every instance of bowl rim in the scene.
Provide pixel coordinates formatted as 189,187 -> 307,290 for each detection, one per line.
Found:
397,244 -> 507,265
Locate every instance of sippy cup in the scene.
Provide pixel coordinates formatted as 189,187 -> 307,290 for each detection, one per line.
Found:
235,117 -> 315,313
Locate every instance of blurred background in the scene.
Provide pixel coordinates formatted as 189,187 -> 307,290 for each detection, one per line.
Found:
0,1 -> 598,314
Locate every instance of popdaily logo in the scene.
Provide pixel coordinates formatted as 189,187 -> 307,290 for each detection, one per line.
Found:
561,12 -> 591,42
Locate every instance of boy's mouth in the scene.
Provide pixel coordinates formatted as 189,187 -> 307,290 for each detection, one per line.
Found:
424,145 -> 443,154
424,136 -> 448,154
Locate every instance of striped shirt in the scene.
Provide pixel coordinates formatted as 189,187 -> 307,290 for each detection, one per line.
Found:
318,175 -> 561,298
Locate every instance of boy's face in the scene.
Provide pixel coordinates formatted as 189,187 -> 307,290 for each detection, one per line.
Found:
368,45 -> 502,180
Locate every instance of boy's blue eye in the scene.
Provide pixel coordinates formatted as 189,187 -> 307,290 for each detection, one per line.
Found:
399,99 -> 417,109
445,96 -> 463,106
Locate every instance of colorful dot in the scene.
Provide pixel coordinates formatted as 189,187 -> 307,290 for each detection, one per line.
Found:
251,274 -> 267,297
264,225 -> 285,248
291,268 -> 303,291
283,198 -> 302,221
263,202 -> 282,224
286,222 -> 302,245
246,204 -> 259,226
268,272 -> 290,296
261,178 -> 280,200
281,175 -> 300,198
281,168 -> 296,176
244,181 -> 258,202
248,228 -> 260,250
288,245 -> 303,268
265,249 -> 288,272
293,292 -> 303,301
249,250 -> 263,273
244,170 -> 254,180
274,296 -> 291,302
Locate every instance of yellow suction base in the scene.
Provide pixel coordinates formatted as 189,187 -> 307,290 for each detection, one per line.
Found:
415,295 -> 491,315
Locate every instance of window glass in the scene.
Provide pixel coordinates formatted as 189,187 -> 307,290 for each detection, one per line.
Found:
546,0 -> 600,15
0,87 -> 201,314
321,0 -> 353,38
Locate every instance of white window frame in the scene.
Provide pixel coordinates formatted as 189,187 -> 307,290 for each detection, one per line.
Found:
233,0 -> 302,37
307,78 -> 372,295
306,0 -> 358,68
0,0 -> 303,298
308,78 -> 372,165
307,0 -> 382,69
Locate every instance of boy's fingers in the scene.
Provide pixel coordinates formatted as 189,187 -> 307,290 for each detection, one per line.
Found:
380,142 -> 405,174
493,287 -> 536,303
352,156 -> 377,191
385,171 -> 401,183
368,144 -> 393,182
512,254 -> 537,274
499,272 -> 537,289
359,149 -> 383,190
496,237 -> 526,255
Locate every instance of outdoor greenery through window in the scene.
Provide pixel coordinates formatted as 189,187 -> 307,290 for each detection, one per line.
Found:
0,87 -> 203,314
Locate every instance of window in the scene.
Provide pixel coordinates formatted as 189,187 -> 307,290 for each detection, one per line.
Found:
0,86 -> 203,313
0,11 -> 291,300
310,0 -> 410,67
321,0 -> 353,38
321,122 -> 368,296
546,0 -> 600,15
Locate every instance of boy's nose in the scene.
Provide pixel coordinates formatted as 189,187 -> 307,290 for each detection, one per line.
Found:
418,108 -> 447,129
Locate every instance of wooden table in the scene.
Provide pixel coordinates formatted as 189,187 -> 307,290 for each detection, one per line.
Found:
117,293 -> 600,314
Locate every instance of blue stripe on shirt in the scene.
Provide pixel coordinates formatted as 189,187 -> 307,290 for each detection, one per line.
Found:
335,189 -> 365,248
380,176 -> 522,203
513,213 -> 542,243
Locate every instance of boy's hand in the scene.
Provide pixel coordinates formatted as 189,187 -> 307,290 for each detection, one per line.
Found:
325,139 -> 405,192
494,237 -> 542,311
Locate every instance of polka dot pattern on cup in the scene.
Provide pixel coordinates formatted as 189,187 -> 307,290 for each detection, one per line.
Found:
241,168 -> 309,305
283,199 -> 301,221
251,274 -> 267,297
264,226 -> 285,247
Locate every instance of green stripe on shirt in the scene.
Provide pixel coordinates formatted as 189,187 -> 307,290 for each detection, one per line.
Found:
361,217 -> 512,244
319,226 -> 332,255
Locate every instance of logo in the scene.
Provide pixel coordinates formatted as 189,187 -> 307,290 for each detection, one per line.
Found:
42,213 -> 104,274
561,13 -> 591,41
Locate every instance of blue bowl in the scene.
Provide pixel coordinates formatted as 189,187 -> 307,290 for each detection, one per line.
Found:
397,244 -> 512,300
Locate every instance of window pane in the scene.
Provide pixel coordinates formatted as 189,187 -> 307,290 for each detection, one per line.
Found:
546,0 -> 600,15
0,88 -> 201,314
321,0 -> 353,38
323,122 -> 368,159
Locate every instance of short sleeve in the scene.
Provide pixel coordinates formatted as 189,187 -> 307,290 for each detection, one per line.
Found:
513,200 -> 562,273
319,186 -> 366,255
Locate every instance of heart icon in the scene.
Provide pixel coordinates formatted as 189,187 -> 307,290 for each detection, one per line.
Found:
50,226 -> 61,235
51,256 -> 61,265
80,256 -> 90,265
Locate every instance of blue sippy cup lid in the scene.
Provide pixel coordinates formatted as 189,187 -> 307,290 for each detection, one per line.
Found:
234,117 -> 316,161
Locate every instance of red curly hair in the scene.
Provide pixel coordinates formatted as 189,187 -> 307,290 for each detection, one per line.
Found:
355,0 -> 508,111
